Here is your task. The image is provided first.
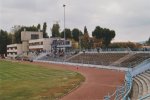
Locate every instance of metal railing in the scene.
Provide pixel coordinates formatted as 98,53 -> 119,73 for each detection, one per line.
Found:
131,58 -> 150,77
104,71 -> 133,100
139,93 -> 150,100
104,58 -> 150,100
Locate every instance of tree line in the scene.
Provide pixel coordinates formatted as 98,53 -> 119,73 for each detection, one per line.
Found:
0,22 -> 117,56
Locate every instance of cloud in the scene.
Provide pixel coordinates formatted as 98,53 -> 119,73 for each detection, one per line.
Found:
0,0 -> 150,42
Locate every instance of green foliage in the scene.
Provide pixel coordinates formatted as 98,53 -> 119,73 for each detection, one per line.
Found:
92,26 -> 103,39
109,42 -> 142,48
61,28 -> 72,39
0,30 -> 8,54
37,24 -> 41,30
42,22 -> 49,38
72,28 -> 81,42
51,23 -> 60,37
145,37 -> 150,45
92,26 -> 116,47
84,26 -> 88,35
0,61 -> 85,100
81,27 -> 90,49
7,33 -> 14,44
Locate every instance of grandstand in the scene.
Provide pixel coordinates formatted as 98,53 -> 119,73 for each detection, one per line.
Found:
130,70 -> 150,99
16,49 -> 150,100
115,53 -> 150,68
33,50 -> 150,68
66,52 -> 128,65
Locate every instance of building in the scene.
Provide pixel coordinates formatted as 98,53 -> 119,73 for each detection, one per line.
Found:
7,30 -> 43,59
7,29 -> 72,59
51,38 -> 72,51
21,29 -> 43,52
7,44 -> 22,58
29,38 -> 52,52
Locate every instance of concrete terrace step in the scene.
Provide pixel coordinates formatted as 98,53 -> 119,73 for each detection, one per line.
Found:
140,74 -> 150,93
134,78 -> 143,98
146,70 -> 150,74
145,72 -> 150,77
137,75 -> 149,95
131,80 -> 139,100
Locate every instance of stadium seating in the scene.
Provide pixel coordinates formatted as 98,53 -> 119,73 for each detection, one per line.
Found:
130,70 -> 150,100
67,52 -> 128,66
34,51 -> 150,69
118,53 -> 150,68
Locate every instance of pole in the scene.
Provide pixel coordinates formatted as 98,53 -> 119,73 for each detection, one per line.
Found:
63,4 -> 66,40
63,4 -> 66,59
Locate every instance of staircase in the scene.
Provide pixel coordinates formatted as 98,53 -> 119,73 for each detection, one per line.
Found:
65,52 -> 82,62
110,53 -> 135,66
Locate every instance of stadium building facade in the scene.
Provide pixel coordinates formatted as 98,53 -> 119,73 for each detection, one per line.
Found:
7,30 -> 72,59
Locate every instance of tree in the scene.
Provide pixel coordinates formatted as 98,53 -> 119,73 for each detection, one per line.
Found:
0,30 -> 8,56
51,23 -> 60,37
84,26 -> 89,37
109,42 -> 142,49
92,26 -> 103,39
60,28 -> 72,39
84,26 -> 88,35
37,24 -> 41,30
42,22 -> 48,38
103,29 -> 115,47
146,37 -> 150,45
80,26 -> 90,49
92,26 -> 116,47
72,28 -> 80,42
7,33 -> 14,44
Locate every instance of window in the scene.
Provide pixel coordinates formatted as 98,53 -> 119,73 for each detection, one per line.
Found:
31,34 -> 39,39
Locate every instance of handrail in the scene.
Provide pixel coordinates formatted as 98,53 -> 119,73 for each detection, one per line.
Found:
131,58 -> 150,77
104,71 -> 132,100
139,93 -> 150,100
122,71 -> 133,100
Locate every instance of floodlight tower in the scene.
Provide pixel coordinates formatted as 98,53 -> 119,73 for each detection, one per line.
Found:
63,4 -> 66,54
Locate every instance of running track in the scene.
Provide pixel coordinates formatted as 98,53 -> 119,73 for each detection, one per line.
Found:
23,61 -> 125,100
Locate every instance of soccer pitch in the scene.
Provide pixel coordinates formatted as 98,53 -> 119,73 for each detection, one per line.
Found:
0,60 -> 84,100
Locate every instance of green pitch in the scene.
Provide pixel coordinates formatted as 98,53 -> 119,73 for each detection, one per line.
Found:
0,60 -> 84,100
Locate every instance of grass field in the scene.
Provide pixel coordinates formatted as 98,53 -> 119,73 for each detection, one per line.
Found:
0,60 -> 84,100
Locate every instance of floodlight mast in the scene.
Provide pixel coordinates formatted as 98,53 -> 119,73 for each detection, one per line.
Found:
63,4 -> 66,59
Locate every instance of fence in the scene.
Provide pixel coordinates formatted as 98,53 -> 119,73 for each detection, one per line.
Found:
131,58 -> 150,77
104,58 -> 150,100
104,71 -> 132,100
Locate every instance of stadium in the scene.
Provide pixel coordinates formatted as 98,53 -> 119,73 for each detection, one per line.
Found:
0,1 -> 150,100
1,29 -> 149,100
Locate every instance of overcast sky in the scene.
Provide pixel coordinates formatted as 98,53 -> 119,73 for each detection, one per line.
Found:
0,0 -> 150,42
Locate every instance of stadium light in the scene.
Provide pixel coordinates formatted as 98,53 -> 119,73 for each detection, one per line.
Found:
63,4 -> 66,41
63,4 -> 66,58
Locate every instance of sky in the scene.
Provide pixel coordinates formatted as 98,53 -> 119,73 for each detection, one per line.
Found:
0,0 -> 150,42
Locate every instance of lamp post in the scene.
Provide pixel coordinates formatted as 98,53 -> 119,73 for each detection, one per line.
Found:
63,4 -> 66,59
63,4 -> 66,40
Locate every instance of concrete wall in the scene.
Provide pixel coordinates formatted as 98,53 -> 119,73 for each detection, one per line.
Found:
22,41 -> 29,52
29,38 -> 52,51
21,31 -> 43,41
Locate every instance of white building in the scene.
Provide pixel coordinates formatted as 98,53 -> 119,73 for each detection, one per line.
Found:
21,29 -> 43,52
29,38 -> 52,52
7,29 -> 73,59
7,44 -> 22,58
7,30 -> 43,58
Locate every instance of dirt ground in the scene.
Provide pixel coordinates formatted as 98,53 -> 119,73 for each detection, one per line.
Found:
22,61 -> 125,100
